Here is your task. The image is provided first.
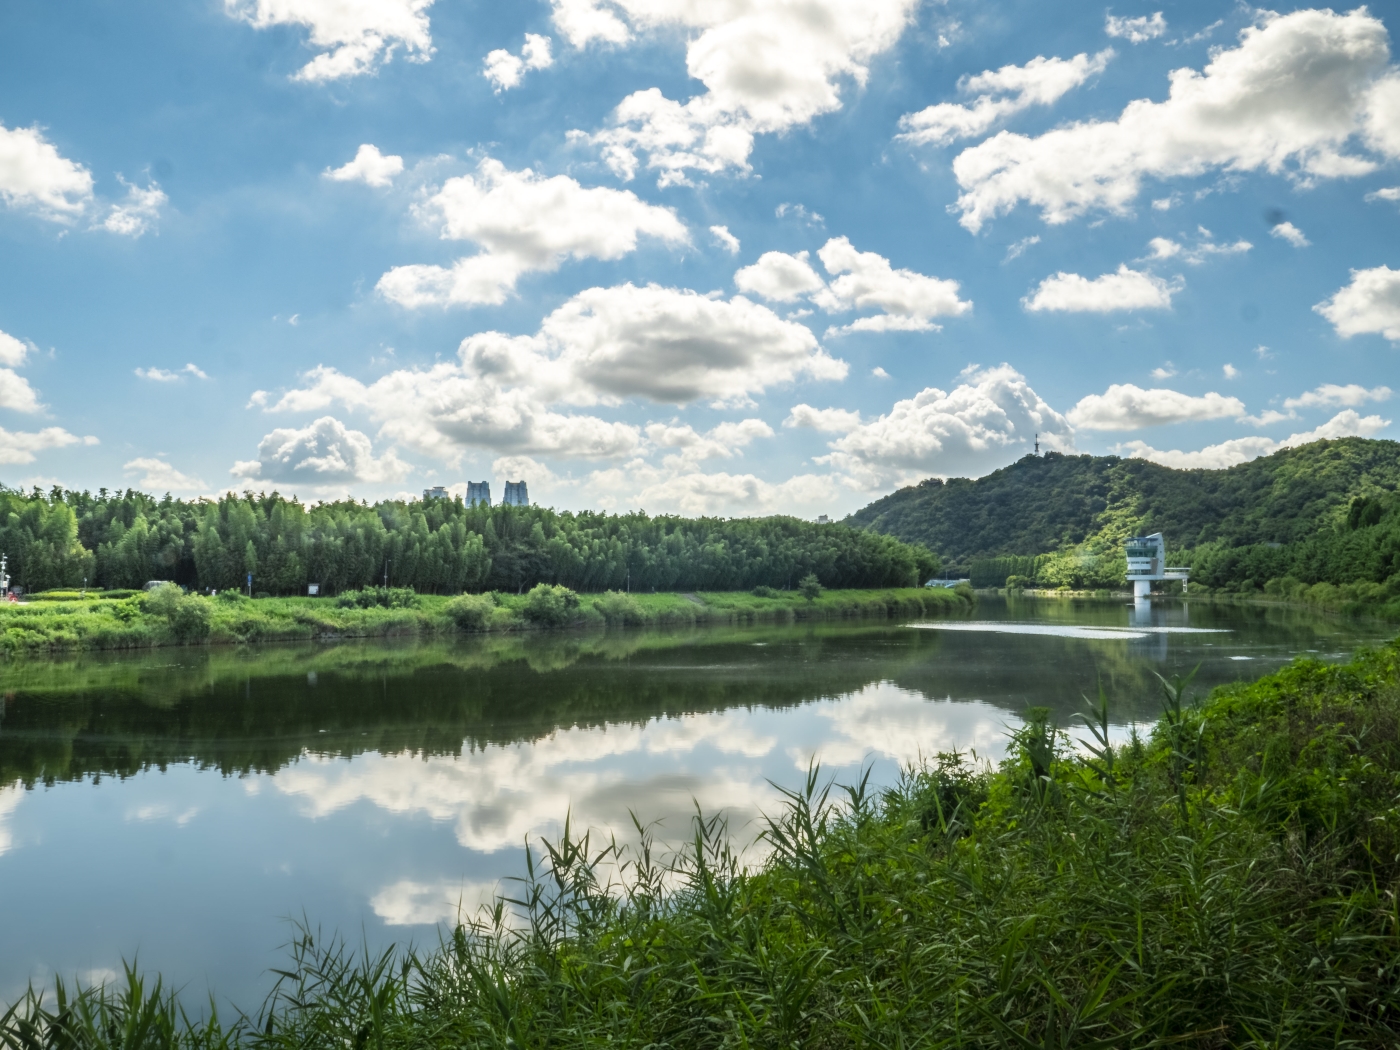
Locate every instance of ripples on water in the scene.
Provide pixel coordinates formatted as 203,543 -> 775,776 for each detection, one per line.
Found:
0,596 -> 1390,1006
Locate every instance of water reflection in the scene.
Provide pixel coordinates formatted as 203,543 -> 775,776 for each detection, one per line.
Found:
0,597 -> 1390,1008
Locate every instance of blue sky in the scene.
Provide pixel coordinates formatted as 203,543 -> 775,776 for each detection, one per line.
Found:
0,0 -> 1397,516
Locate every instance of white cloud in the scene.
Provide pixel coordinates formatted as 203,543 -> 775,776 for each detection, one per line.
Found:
1269,220 -> 1309,247
734,250 -> 825,302
573,0 -> 919,184
819,364 -> 1074,485
585,459 -> 842,516
1023,265 -> 1180,312
1067,383 -> 1244,430
1150,362 -> 1176,379
871,366 -> 890,378
1004,235 -> 1039,261
1314,265 -> 1400,341
709,224 -> 740,254
483,33 -> 553,92
1120,409 -> 1390,468
0,122 -> 94,221
231,416 -> 412,488
1145,228 -> 1251,264
784,404 -> 862,432
952,9 -> 1400,232
814,237 -> 972,333
1366,72 -> 1400,157
1284,383 -> 1391,409
377,159 -> 687,307
123,457 -> 206,492
260,282 -> 840,464
1366,186 -> 1400,203
0,426 -> 95,465
0,331 -> 31,368
371,878 -> 504,927
135,364 -> 209,382
897,50 -> 1113,147
0,370 -> 42,414
223,0 -> 436,82
1105,11 -> 1166,43
1223,363 -> 1239,379
324,144 -> 404,187
100,178 -> 166,237
645,418 -> 773,467
1241,409 -> 1293,427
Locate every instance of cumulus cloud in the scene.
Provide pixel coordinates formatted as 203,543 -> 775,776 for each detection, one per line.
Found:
585,459 -> 842,516
324,144 -> 404,187
232,416 -> 412,489
1067,383 -> 1245,430
0,426 -> 96,465
135,363 -> 209,382
819,364 -> 1074,486
1269,221 -> 1309,247
897,50 -> 1113,147
1284,383 -> 1392,409
223,0 -> 436,82
734,251 -> 825,302
1105,11 -> 1166,43
645,418 -> 773,468
0,370 -> 42,414
1023,265 -> 1181,312
814,237 -> 972,333
709,224 -> 740,253
377,159 -> 687,307
784,404 -> 862,432
0,122 -> 94,221
483,33 -> 553,92
1313,265 -> 1400,341
1119,409 -> 1390,468
123,457 -> 206,492
0,331 -> 31,369
100,178 -> 166,237
1145,228 -> 1251,264
1367,186 -> 1400,203
733,238 -> 971,333
571,0 -> 918,184
258,282 -> 841,464
952,9 -> 1400,232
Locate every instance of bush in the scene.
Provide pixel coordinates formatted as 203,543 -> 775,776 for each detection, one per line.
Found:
336,587 -> 421,610
751,585 -> 779,598
445,593 -> 495,630
141,582 -> 211,641
798,573 -> 822,601
593,590 -> 644,626
215,589 -> 249,603
522,583 -> 580,627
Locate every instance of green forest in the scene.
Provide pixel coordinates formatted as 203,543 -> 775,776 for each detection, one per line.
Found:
848,437 -> 1400,606
0,486 -> 937,595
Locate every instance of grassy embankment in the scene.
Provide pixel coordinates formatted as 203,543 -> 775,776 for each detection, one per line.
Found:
7,636 -> 1400,1044
0,583 -> 974,655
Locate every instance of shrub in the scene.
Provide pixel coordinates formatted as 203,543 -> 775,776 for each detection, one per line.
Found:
215,589 -> 249,603
336,587 -> 421,610
523,583 -> 580,626
798,573 -> 822,601
141,583 -> 211,641
751,585 -> 779,598
594,590 -> 645,626
445,594 -> 495,630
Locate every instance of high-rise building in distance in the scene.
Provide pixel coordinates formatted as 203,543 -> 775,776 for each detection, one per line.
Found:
422,486 -> 449,501
466,481 -> 491,506
502,480 -> 529,506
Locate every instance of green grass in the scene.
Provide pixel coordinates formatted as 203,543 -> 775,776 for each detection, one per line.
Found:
0,585 -> 974,656
7,636 -> 1400,1045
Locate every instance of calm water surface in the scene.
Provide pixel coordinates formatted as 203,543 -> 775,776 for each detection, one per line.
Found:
0,596 -> 1392,1008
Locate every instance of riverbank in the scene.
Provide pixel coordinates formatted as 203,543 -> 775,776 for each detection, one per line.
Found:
6,634 -> 1399,1043
0,584 -> 974,655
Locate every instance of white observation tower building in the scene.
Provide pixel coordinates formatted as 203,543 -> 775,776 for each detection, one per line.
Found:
1125,533 -> 1190,598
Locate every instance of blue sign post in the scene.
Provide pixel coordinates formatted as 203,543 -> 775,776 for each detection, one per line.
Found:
247,573 -> 252,598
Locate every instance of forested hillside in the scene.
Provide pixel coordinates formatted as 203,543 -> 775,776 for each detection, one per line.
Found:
0,487 -> 937,595
846,438 -> 1400,598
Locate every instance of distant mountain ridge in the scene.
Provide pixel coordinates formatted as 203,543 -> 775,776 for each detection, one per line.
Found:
845,438 -> 1400,574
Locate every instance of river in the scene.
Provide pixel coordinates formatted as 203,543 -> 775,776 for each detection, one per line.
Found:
0,595 -> 1391,1009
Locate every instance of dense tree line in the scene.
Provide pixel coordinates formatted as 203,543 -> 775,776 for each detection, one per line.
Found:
0,487 -> 937,595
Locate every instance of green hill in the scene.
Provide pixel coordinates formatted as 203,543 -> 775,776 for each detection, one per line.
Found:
846,438 -> 1400,601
